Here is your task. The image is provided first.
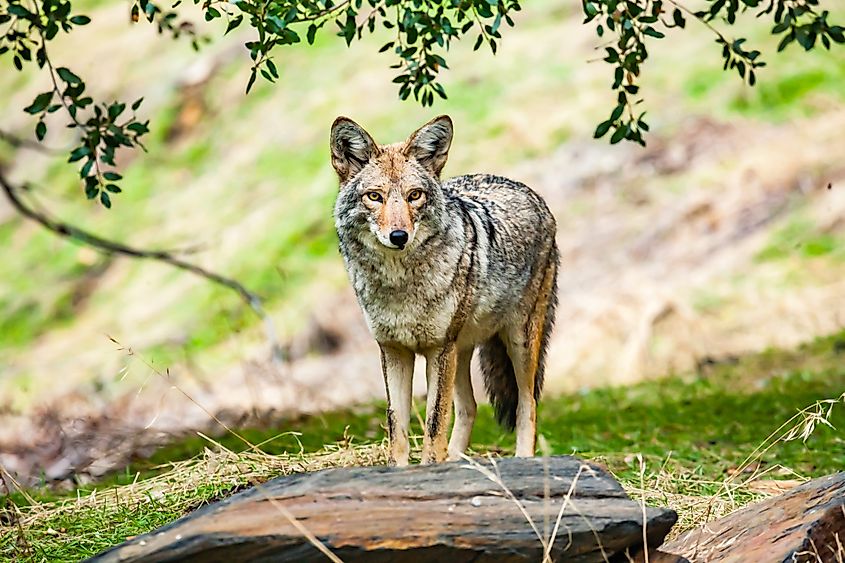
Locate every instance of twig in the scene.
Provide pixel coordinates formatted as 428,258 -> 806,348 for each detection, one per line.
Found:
664,0 -> 730,43
637,454 -> 650,563
545,463 -> 584,560
0,169 -> 284,363
292,0 -> 352,24
252,483 -> 345,563
111,337 -> 267,455
459,454 -> 548,550
0,129 -> 62,154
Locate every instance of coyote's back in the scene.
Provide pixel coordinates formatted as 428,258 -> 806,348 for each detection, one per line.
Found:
443,174 -> 559,431
331,115 -> 558,464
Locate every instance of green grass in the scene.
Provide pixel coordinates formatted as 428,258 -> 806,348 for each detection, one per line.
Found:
678,8 -> 845,121
684,59 -> 845,120
756,216 -> 845,262
3,330 -> 844,561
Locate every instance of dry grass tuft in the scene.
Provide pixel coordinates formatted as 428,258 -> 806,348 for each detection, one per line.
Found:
619,389 -> 845,539
8,437 -> 388,536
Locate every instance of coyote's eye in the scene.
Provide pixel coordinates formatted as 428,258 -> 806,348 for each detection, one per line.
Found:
407,190 -> 423,202
364,192 -> 383,203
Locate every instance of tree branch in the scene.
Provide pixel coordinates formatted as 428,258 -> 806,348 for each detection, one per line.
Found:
0,169 -> 285,364
0,129 -> 62,154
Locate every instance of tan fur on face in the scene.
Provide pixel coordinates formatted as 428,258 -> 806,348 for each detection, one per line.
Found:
373,144 -> 410,181
358,146 -> 428,243
380,191 -> 412,234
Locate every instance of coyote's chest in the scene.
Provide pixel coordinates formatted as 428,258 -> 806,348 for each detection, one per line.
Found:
353,271 -> 457,349
348,253 -> 504,351
361,291 -> 456,349
347,247 -> 468,350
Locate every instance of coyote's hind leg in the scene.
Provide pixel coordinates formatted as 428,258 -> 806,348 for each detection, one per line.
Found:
503,256 -> 557,457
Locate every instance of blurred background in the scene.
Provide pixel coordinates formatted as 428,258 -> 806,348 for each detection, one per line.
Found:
1,0 -> 844,485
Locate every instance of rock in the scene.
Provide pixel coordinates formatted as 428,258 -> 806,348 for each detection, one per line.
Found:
87,456 -> 677,562
660,472 -> 845,562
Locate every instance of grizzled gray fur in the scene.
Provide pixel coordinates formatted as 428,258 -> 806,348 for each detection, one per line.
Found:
331,115 -> 558,465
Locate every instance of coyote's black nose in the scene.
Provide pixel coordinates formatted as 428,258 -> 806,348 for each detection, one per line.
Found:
389,230 -> 409,248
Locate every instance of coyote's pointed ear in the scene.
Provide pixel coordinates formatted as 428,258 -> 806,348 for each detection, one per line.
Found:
405,115 -> 453,177
330,117 -> 378,183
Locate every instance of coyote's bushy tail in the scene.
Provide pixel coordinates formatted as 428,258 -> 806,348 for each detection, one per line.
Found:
479,334 -> 519,430
480,250 -> 558,430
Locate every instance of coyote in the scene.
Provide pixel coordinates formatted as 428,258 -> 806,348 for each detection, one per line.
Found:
331,115 -> 558,465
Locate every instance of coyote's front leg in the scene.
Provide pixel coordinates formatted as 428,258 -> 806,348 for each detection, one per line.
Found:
379,344 -> 414,466
422,343 -> 457,464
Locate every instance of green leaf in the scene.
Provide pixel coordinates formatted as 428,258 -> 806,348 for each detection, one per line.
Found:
105,184 -> 122,193
56,67 -> 82,84
7,4 -> 31,17
266,59 -> 278,79
108,103 -> 126,120
594,120 -> 612,138
127,122 -> 149,134
225,14 -> 243,34
246,70 -> 257,94
131,98 -> 144,111
35,121 -> 46,141
610,126 -> 626,144
610,104 -> 624,121
81,158 -> 94,178
100,191 -> 112,208
69,15 -> 91,25
68,146 -> 91,163
103,172 -> 122,181
24,91 -> 53,114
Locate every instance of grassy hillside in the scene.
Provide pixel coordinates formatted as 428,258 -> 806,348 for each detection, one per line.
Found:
2,330 -> 843,561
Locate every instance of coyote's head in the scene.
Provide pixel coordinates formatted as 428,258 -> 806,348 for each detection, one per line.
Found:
331,116 -> 453,252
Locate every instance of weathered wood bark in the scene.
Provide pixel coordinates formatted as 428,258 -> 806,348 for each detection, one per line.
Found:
660,472 -> 845,563
88,456 -> 677,562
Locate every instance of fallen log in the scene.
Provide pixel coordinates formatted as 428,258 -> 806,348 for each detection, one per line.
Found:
659,472 -> 845,562
87,456 -> 677,562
